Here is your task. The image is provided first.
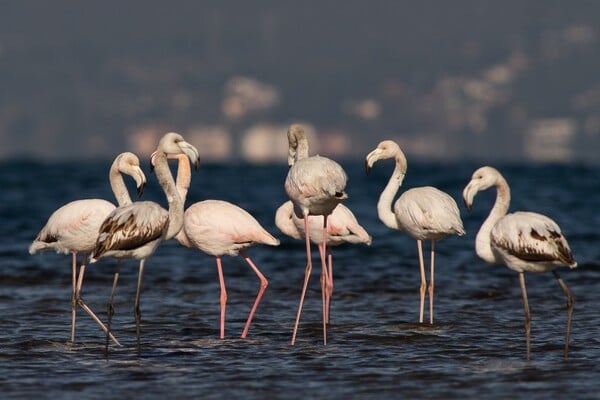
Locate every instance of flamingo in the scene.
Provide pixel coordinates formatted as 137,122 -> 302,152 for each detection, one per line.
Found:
275,200 -> 371,323
284,123 -> 348,345
29,152 -> 146,345
463,166 -> 576,360
365,140 -> 464,324
163,152 -> 279,339
90,132 -> 200,347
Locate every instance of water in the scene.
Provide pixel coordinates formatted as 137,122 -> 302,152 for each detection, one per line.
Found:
2,160 -> 600,399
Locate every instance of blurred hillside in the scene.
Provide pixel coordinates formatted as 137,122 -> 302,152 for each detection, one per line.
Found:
0,1 -> 598,163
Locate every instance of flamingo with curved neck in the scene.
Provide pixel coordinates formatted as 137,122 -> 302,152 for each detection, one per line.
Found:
463,165 -> 576,360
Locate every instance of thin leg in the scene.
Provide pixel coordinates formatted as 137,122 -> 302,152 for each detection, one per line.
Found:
73,255 -> 120,346
320,244 -> 334,324
291,212 -> 313,346
216,256 -> 227,339
70,252 -> 77,342
134,259 -> 145,348
553,270 -> 574,360
428,240 -> 435,325
417,240 -> 426,324
106,261 -> 121,353
518,272 -> 531,360
321,215 -> 329,345
318,244 -> 328,324
240,251 -> 268,338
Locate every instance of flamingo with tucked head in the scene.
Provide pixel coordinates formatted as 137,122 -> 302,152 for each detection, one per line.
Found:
284,124 -> 348,345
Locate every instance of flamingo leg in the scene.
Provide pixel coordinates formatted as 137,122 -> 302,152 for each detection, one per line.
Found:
70,251 -> 77,342
74,258 -> 121,346
318,244 -> 328,324
291,212 -> 313,346
134,259 -> 145,348
321,214 -> 330,345
428,240 -> 435,325
552,270 -> 574,360
327,247 -> 334,324
518,272 -> 531,360
216,256 -> 228,339
417,240 -> 426,324
106,260 -> 121,353
240,250 -> 269,339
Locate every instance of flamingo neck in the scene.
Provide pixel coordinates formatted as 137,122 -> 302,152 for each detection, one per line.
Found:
377,156 -> 405,230
172,155 -> 193,246
475,175 -> 511,264
154,152 -> 184,240
109,161 -> 132,207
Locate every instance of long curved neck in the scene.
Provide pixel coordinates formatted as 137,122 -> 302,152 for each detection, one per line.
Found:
154,152 -> 184,240
475,175 -> 511,263
377,156 -> 405,230
109,162 -> 132,207
173,154 -> 191,204
172,155 -> 193,246
289,132 -> 310,165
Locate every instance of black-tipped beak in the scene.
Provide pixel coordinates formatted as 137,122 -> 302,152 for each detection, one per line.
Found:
137,182 -> 146,198
194,160 -> 200,172
365,160 -> 372,175
463,199 -> 472,213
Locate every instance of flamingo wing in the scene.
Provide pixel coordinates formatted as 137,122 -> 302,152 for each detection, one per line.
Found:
93,201 -> 168,257
491,211 -> 576,267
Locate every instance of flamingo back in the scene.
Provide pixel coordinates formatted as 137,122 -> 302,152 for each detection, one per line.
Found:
394,186 -> 465,241
29,199 -> 115,255
491,211 -> 577,273
92,201 -> 168,260
184,200 -> 279,256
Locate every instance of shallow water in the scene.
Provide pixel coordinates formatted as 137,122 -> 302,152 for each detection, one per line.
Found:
2,160 -> 600,399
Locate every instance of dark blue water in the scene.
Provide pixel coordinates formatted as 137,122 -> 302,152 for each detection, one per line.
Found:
2,160 -> 600,399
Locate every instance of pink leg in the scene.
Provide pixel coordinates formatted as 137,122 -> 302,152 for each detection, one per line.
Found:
321,214 -> 329,345
70,252 -> 77,342
291,212 -> 313,345
216,256 -> 227,339
428,240 -> 435,324
417,240 -> 426,324
240,250 -> 269,339
327,247 -> 333,324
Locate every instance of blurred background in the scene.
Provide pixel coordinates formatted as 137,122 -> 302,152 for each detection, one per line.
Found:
0,0 -> 598,164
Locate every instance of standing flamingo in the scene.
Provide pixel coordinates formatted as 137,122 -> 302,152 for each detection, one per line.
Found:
29,152 -> 146,345
275,200 -> 371,323
463,166 -> 576,360
91,132 -> 199,347
284,124 -> 348,345
365,140 -> 464,324
163,153 -> 279,339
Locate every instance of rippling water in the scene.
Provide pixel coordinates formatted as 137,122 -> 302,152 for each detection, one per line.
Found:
2,160 -> 600,399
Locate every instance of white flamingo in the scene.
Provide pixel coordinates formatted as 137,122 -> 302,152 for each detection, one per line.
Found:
284,124 -> 348,345
275,200 -> 371,323
463,166 -> 576,360
29,152 -> 146,345
91,132 -> 199,347
365,140 -> 464,324
163,153 -> 279,339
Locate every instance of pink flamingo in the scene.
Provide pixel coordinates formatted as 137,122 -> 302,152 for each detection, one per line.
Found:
162,152 -> 279,339
284,124 -> 348,345
91,133 -> 199,347
275,200 -> 371,323
463,166 -> 576,360
366,140 -> 465,324
29,152 -> 146,345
